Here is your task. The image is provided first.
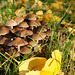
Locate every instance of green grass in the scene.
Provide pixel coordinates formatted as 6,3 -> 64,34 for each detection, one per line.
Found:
0,0 -> 75,75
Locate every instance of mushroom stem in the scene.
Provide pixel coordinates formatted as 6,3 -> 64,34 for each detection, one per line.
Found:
11,26 -> 13,29
18,45 -> 20,52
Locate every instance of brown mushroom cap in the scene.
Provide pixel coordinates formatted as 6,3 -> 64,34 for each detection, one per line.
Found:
5,19 -> 17,27
29,20 -> 38,27
34,44 -> 42,52
20,46 -> 31,54
40,20 -> 49,29
0,27 -> 11,35
37,26 -> 47,32
28,40 -> 38,47
8,37 -> 28,46
35,20 -> 41,26
45,30 -> 54,37
11,27 -> 24,34
31,33 -> 42,40
18,22 -> 29,28
14,16 -> 24,24
37,32 -> 46,39
16,29 -> 33,37
0,37 -> 10,45
26,14 -> 36,20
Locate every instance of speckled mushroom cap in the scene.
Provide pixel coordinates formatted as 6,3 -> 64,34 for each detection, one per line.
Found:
20,46 -> 31,54
26,14 -> 36,20
0,27 -> 11,35
14,16 -> 24,24
0,37 -> 10,45
5,19 -> 17,27
8,37 -> 28,46
18,22 -> 29,28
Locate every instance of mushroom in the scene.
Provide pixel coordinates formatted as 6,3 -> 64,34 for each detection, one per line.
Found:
31,33 -> 42,41
28,20 -> 38,30
18,22 -> 29,28
16,29 -> 33,37
28,40 -> 38,47
8,37 -> 28,51
0,37 -> 10,45
37,26 -> 47,32
26,14 -> 36,20
11,27 -> 24,34
40,20 -> 49,29
37,32 -> 46,39
20,46 -> 31,54
0,27 -> 11,36
14,16 -> 24,25
34,44 -> 42,52
35,20 -> 41,26
45,29 -> 54,37
5,19 -> 17,29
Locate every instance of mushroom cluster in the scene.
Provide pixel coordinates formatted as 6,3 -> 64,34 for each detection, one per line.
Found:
0,14 -> 54,58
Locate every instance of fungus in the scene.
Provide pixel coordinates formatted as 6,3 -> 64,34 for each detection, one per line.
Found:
8,37 -> 28,52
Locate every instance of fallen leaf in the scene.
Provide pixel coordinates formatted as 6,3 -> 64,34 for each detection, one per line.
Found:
15,7 -> 26,17
36,11 -> 43,16
19,50 -> 62,75
43,14 -> 51,22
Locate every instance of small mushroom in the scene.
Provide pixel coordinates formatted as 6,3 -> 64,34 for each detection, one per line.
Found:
37,26 -> 47,32
28,40 -> 38,47
8,37 -> 28,51
11,27 -> 24,34
0,37 -> 10,45
14,16 -> 24,24
5,19 -> 17,29
35,20 -> 41,26
37,32 -> 46,39
26,14 -> 36,20
0,27 -> 11,36
31,33 -> 42,40
40,20 -> 49,29
15,29 -> 33,37
34,44 -> 42,52
45,29 -> 54,37
20,46 -> 31,54
18,22 -> 29,28
28,20 -> 38,30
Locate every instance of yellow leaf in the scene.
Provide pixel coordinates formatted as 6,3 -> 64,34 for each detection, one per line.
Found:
50,3 -> 64,11
36,11 -> 43,16
46,9 -> 52,14
40,70 -> 53,75
26,71 -> 40,75
15,7 -> 26,17
52,15 -> 61,22
43,14 -> 51,22
19,57 -> 47,75
42,50 -> 61,75
19,50 -> 62,75
52,50 -> 62,63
